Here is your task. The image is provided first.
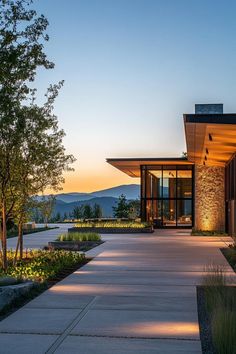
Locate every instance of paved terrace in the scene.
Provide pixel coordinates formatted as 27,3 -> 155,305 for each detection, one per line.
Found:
0,228 -> 235,353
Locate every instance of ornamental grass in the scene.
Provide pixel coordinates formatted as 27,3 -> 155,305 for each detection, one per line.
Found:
202,264 -> 236,354
57,232 -> 101,242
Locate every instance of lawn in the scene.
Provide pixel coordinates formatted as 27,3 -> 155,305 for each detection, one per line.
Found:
7,226 -> 59,239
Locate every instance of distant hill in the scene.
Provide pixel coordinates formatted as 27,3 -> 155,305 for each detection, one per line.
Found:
53,193 -> 94,203
42,184 -> 140,218
53,196 -> 119,218
52,184 -> 140,204
91,184 -> 140,199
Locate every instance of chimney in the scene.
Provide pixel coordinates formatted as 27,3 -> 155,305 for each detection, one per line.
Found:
195,104 -> 223,114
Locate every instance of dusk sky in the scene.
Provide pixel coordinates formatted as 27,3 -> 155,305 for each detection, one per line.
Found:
34,0 -> 236,192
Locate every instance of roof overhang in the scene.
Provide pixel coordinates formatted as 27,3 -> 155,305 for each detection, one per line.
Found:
107,158 -> 193,177
184,114 -> 236,166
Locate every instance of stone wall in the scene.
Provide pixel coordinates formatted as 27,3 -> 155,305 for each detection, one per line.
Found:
194,164 -> 225,231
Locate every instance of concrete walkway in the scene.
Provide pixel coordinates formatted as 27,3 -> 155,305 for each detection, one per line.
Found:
0,229 -> 235,353
7,223 -> 71,250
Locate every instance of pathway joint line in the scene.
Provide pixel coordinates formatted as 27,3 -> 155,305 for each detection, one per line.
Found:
45,296 -> 98,354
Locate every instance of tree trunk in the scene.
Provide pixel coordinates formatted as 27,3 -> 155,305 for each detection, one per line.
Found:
19,221 -> 23,259
14,235 -> 20,265
1,200 -> 7,270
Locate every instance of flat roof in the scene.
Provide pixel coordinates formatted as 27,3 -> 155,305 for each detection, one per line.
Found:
107,157 -> 193,177
184,114 -> 236,166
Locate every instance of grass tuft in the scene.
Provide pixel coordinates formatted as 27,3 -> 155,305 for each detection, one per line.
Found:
201,263 -> 236,353
57,232 -> 101,242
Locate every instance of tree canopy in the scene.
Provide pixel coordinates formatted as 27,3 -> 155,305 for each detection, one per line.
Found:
0,0 -> 75,269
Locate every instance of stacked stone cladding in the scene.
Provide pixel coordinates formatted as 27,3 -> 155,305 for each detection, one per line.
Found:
194,164 -> 225,231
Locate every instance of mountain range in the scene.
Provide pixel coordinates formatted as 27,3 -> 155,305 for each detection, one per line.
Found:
52,184 -> 140,217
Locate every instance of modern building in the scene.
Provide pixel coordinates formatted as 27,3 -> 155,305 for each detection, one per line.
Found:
107,104 -> 236,234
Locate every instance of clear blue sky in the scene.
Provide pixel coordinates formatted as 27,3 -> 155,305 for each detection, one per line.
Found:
34,0 -> 236,192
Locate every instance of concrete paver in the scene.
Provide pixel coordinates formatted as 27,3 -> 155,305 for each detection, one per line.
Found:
0,308 -> 82,334
0,227 -> 235,353
55,336 -> 202,354
0,334 -> 58,354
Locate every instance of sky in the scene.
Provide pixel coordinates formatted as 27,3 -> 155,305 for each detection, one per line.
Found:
33,0 -> 236,192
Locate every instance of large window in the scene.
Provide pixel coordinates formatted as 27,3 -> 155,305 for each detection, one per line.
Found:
141,165 -> 193,227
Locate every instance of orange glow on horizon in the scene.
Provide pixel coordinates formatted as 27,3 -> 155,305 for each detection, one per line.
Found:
46,161 -> 140,194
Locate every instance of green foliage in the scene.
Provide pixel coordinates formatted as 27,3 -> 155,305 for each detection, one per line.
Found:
0,249 -> 85,282
0,0 -> 75,269
112,194 -> 130,218
83,204 -> 93,219
202,264 -> 227,313
191,230 -> 228,236
74,220 -> 149,228
72,205 -> 84,219
57,232 -> 101,242
128,199 -> 140,219
38,195 -> 56,226
211,307 -> 236,354
93,203 -> 102,218
201,264 -> 236,354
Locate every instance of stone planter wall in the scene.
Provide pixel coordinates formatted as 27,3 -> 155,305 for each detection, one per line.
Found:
68,227 -> 153,234
0,282 -> 35,312
48,240 -> 102,251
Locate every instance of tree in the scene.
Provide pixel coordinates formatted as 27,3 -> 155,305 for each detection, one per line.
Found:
0,1 -> 75,268
39,196 -> 55,228
113,194 -> 130,218
83,204 -> 93,219
93,203 -> 102,219
63,212 -> 68,221
55,212 -> 61,222
128,199 -> 140,219
73,205 -> 84,220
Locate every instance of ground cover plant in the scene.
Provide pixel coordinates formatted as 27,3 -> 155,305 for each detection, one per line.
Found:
192,230 -> 228,236
57,232 -> 101,242
0,250 -> 86,282
199,264 -> 236,354
74,220 -> 150,228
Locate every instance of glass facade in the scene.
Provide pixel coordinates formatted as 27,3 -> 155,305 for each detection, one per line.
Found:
141,165 -> 194,227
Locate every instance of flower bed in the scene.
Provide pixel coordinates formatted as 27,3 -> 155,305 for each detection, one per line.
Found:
0,250 -> 86,282
69,221 -> 153,234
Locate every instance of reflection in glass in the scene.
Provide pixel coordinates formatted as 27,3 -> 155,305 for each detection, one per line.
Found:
162,200 -> 176,226
177,170 -> 192,198
149,170 -> 162,198
162,170 -> 176,198
177,200 -> 192,226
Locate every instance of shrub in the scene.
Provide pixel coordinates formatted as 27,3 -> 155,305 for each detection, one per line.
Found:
192,230 -> 228,236
74,220 -> 149,228
57,232 -> 101,242
0,250 -> 85,282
